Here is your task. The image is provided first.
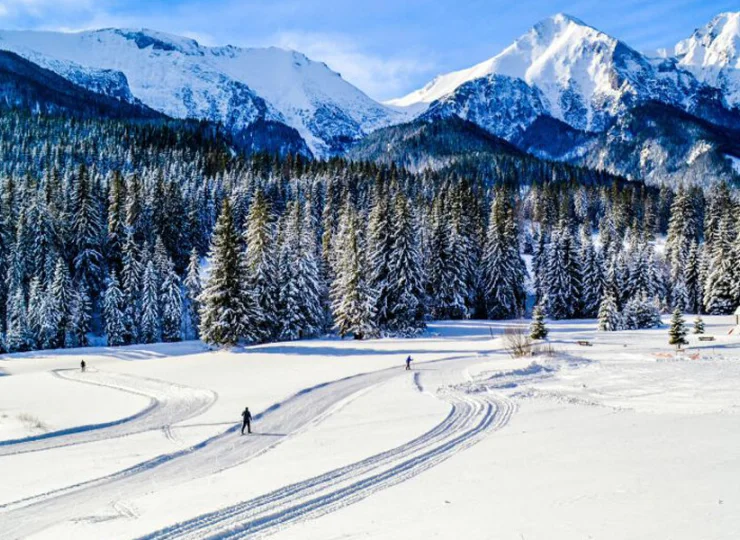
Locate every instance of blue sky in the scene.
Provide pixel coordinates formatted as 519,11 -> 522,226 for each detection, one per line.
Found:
1,0 -> 737,100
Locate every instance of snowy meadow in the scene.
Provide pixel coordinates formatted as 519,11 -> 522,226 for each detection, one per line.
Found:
1,317 -> 738,539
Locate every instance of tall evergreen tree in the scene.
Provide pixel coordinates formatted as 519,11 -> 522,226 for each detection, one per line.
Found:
103,271 -> 126,347
199,200 -> 245,346
330,200 -> 376,339
183,248 -> 202,340
241,189 -> 276,342
385,192 -> 426,336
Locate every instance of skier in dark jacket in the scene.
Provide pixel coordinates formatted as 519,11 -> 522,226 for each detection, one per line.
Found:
405,355 -> 413,370
241,407 -> 252,435
80,359 -> 86,372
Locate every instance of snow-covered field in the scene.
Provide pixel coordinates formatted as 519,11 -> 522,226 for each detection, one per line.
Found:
1,317 -> 739,539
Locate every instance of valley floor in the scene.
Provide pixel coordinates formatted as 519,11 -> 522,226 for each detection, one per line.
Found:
0,317 -> 739,539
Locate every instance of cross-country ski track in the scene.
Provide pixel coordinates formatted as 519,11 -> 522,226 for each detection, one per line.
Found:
0,353 -> 518,539
0,369 -> 216,456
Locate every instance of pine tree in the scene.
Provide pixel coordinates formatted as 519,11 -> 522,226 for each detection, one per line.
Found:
5,285 -> 31,352
50,259 -> 73,348
693,315 -> 705,335
103,271 -> 126,347
544,222 -> 580,319
199,200 -> 245,346
140,261 -> 160,344
703,211 -> 736,315
668,308 -> 688,349
70,164 -> 103,296
481,191 -> 526,320
366,179 -> 394,327
529,304 -> 548,340
597,293 -> 621,332
121,230 -> 143,343
385,192 -> 426,336
578,225 -> 602,317
241,190 -> 275,342
68,284 -> 91,348
160,263 -> 183,343
330,200 -> 376,339
183,248 -> 202,339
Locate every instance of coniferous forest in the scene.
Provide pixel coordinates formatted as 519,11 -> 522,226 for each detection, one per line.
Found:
0,109 -> 734,352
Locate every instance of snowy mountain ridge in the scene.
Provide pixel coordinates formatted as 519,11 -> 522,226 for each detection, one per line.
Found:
676,12 -> 740,108
0,28 -> 401,156
389,13 -> 736,133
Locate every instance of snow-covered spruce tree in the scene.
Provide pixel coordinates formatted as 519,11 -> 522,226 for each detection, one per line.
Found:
107,170 -> 126,271
70,164 -> 104,297
668,308 -> 688,350
530,304 -> 548,340
199,200 -> 245,346
703,212 -> 736,314
28,191 -> 59,286
366,178 -> 394,328
240,189 -> 276,342
385,192 -> 426,336
67,283 -> 91,348
50,259 -> 73,348
276,203 -> 305,341
671,270 -> 690,313
665,187 -> 698,303
330,200 -> 376,339
299,199 -> 327,338
5,285 -> 31,352
597,293 -> 621,332
532,230 -> 547,304
160,262 -> 183,343
685,241 -> 703,315
578,225 -> 603,317
140,261 -> 161,344
693,315 -> 705,335
121,230 -> 143,344
621,296 -> 662,330
481,192 -> 526,320
103,271 -> 126,347
27,277 -> 57,350
276,201 -> 325,341
183,248 -> 202,340
544,221 -> 581,319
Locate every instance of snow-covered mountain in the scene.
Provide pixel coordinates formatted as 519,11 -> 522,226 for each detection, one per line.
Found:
676,12 -> 740,109
0,28 -> 401,156
391,14 -> 730,135
383,13 -> 740,184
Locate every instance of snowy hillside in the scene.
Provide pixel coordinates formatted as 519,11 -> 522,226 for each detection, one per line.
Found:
0,28 -> 401,156
676,12 -> 740,109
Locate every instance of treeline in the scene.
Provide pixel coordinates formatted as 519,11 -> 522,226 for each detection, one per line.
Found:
0,108 -> 734,352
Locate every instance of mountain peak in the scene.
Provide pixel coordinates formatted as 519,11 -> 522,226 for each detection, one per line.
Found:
534,13 -> 593,32
387,12 -> 630,128
675,11 -> 740,107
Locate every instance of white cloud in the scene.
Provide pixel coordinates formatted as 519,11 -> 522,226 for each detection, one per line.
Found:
272,31 -> 433,101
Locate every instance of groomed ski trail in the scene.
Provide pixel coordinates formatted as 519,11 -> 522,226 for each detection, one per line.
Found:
140,369 -> 516,539
0,358 -> 468,539
0,369 -> 216,456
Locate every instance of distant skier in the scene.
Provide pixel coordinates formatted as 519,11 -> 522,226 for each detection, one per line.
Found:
80,359 -> 86,373
241,406 -> 252,435
405,355 -> 413,371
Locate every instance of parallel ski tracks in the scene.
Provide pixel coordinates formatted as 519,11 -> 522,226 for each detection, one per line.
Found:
142,388 -> 514,539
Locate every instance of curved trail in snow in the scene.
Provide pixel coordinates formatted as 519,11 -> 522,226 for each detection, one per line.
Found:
140,371 -> 514,539
0,358 -> 466,539
0,369 -> 217,456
